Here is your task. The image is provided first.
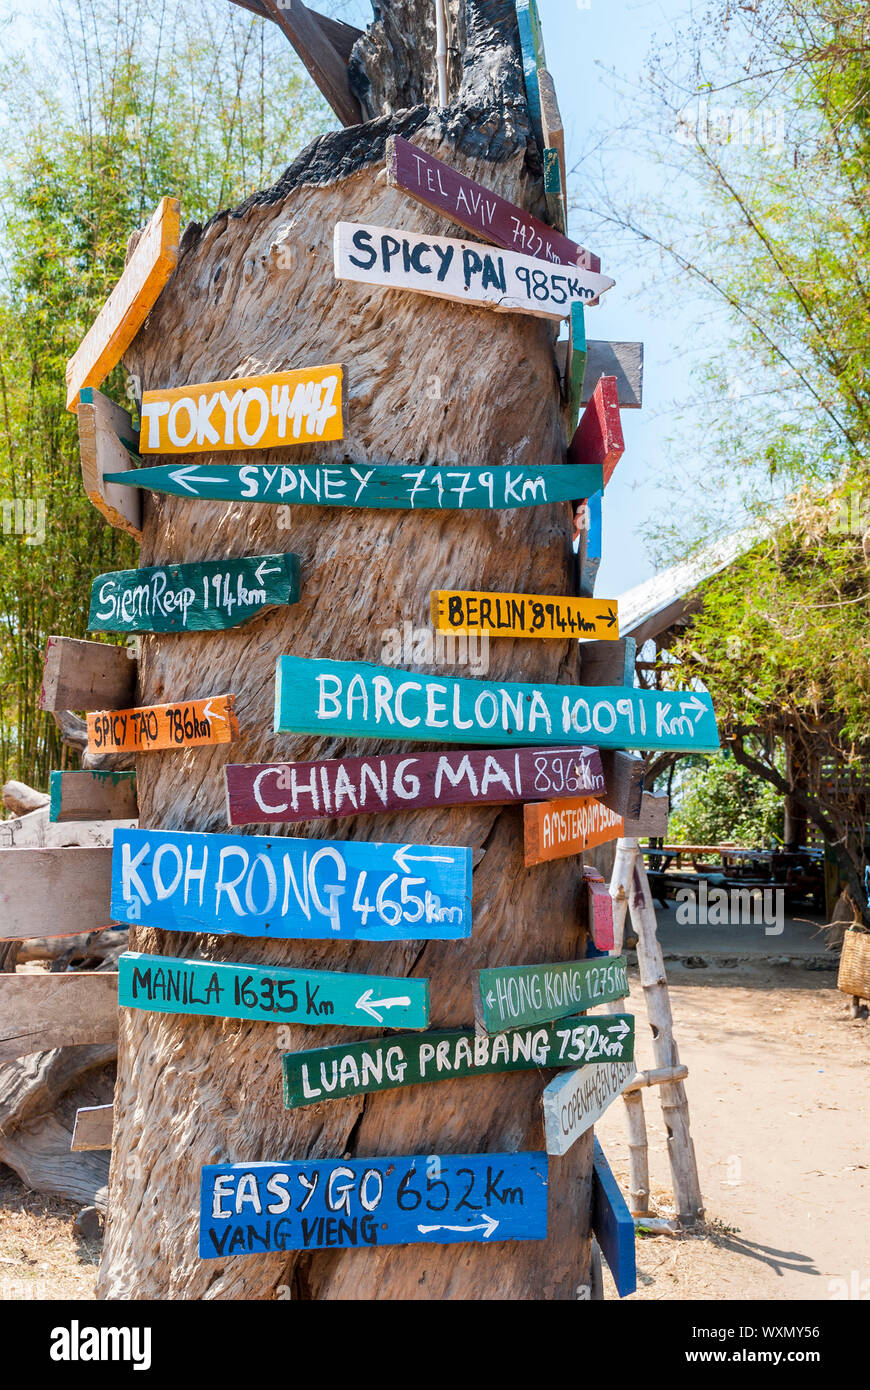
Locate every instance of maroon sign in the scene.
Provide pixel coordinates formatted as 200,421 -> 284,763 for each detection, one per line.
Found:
225,745 -> 606,827
386,135 -> 601,274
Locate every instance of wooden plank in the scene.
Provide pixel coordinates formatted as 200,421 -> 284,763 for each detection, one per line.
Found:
569,377 -> 624,488
430,589 -> 618,640
274,656 -> 721,754
65,197 -> 180,411
87,694 -> 238,754
40,636 -> 137,713
542,147 -> 565,232
102,460 -> 604,509
0,847 -> 113,941
334,223 -> 614,320
77,388 -> 142,540
524,796 -> 624,866
71,1104 -> 114,1152
0,972 -> 118,1064
591,1137 -> 637,1297
598,751 -> 645,820
259,0 -> 362,128
282,1014 -> 635,1108
624,792 -> 670,839
385,135 -> 599,271
557,339 -> 644,410
0,804 -> 134,849
564,302 -> 587,424
542,1060 -> 637,1157
199,1152 -> 549,1258
539,68 -> 566,197
576,489 -> 602,598
515,0 -> 545,146
140,365 -> 344,455
473,956 -> 629,1034
111,827 -> 472,941
586,873 -> 615,950
225,745 -> 606,827
579,637 -> 637,687
88,553 -> 301,634
119,951 -> 429,1029
49,770 -> 138,823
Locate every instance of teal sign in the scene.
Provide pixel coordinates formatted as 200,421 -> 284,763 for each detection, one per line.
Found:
89,553 -> 300,633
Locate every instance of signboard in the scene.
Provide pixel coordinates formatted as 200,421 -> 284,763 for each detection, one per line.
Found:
110,827 -> 472,941
77,388 -> 142,539
385,135 -> 599,271
139,365 -> 343,454
87,694 -> 238,754
274,655 -> 721,754
225,744 -> 606,826
40,635 -> 137,713
569,376 -> 624,488
592,1137 -> 637,1298
585,872 -> 615,951
282,1013 -> 635,1108
88,553 -> 301,634
542,1060 -> 637,1157
118,951 -> 429,1029
0,971 -> 118,1065
49,770 -> 138,823
431,589 -> 618,640
515,0 -> 546,145
199,1152 -> 548,1258
473,956 -> 629,1034
66,196 -> 180,411
101,460 -> 604,510
0,847 -> 112,941
524,796 -> 624,866
334,223 -> 614,321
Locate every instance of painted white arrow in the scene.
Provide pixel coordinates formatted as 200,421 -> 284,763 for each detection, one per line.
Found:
679,694 -> 708,724
417,1213 -> 499,1239
167,464 -> 228,494
486,990 -> 496,1008
355,989 -> 412,1023
393,845 -> 455,875
607,1019 -> 631,1041
255,560 -> 282,585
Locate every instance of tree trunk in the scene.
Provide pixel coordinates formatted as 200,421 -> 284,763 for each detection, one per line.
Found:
98,0 -> 593,1300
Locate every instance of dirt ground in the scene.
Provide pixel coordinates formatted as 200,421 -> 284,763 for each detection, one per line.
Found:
0,958 -> 867,1302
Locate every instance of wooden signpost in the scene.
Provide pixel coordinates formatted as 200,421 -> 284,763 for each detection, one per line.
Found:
110,827 -> 472,941
225,745 -> 606,826
385,135 -> 600,271
515,0 -> 546,147
585,870 -> 615,951
65,196 -> 180,411
87,694 -> 238,754
431,589 -> 618,640
542,1059 -> 638,1157
334,223 -> 614,320
274,655 -> 721,753
524,796 -> 624,867
472,955 -> 629,1033
0,847 -> 112,940
102,460 -> 604,510
591,1137 -> 637,1298
40,636 -> 137,712
140,365 -> 344,454
0,972 -> 118,1064
77,388 -> 142,540
88,554 -> 301,634
49,770 -> 138,823
282,1014 -> 635,1108
199,1152 -> 549,1257
569,376 -> 625,487
119,952 -> 430,1029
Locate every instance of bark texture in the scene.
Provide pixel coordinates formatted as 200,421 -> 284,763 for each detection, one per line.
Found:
98,0 -> 592,1300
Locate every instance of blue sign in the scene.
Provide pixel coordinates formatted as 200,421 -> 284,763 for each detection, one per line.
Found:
199,1152 -> 548,1258
110,827 -> 471,940
591,1138 -> 637,1298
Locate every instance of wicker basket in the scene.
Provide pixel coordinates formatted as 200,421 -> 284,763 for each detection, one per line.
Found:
838,929 -> 870,1001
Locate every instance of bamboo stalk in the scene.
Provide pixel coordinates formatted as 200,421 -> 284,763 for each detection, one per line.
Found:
623,1063 -> 689,1093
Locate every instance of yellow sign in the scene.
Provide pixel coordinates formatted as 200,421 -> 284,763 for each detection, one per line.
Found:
430,589 -> 619,640
140,365 -> 344,454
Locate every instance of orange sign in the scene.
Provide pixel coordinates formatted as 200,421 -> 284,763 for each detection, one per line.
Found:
87,694 -> 238,754
523,795 -> 623,866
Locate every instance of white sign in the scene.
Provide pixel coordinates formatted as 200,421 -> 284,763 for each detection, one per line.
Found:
334,222 -> 614,321
542,1059 -> 637,1156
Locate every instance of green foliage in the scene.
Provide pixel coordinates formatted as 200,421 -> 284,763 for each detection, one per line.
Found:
669,753 -> 784,848
0,0 -> 328,786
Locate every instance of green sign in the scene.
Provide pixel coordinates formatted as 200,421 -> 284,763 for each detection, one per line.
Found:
282,1012 -> 635,1108
88,552 -> 300,633
473,956 -> 630,1033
